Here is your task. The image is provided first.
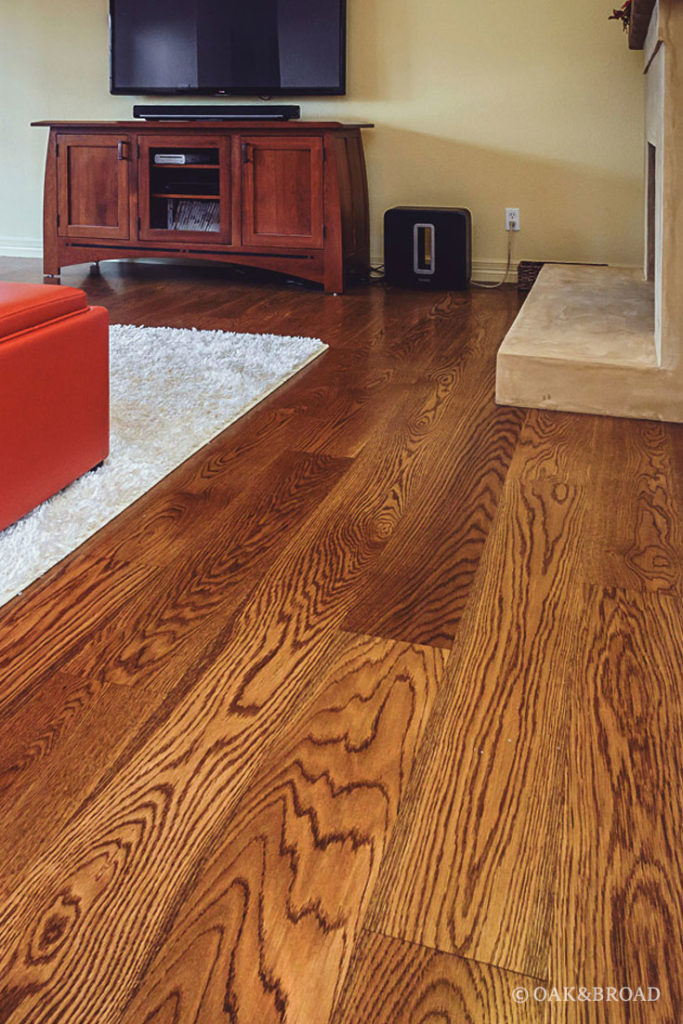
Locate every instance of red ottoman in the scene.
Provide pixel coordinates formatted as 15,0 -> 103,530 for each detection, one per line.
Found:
0,281 -> 109,532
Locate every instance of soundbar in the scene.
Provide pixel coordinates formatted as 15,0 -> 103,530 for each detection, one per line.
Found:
133,104 -> 301,121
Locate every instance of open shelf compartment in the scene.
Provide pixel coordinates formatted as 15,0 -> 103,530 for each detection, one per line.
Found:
148,147 -> 221,233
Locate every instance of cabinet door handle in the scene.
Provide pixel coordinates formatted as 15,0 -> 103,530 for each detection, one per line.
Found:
117,140 -> 129,161
241,143 -> 251,165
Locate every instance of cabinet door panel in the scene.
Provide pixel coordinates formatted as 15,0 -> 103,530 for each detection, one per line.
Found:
56,134 -> 130,240
241,137 -> 324,249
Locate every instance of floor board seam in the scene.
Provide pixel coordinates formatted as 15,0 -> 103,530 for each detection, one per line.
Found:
360,924 -> 550,984
337,625 -> 454,656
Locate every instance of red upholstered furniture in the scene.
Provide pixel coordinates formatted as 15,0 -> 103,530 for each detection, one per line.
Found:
0,281 -> 109,532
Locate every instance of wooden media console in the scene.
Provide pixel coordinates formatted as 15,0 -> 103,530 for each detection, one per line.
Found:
33,120 -> 372,293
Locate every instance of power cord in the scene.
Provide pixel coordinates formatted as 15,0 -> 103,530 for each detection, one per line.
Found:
471,231 -> 514,289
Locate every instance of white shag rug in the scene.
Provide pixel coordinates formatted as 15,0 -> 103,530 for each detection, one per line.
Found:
0,323 -> 327,609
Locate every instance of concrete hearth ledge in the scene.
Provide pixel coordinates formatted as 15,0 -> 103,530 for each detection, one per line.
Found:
496,264 -> 683,423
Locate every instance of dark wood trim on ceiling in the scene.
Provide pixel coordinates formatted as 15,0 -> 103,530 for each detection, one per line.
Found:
629,0 -> 656,50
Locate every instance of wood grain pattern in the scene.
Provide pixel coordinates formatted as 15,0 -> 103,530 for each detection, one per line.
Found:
287,363 -> 402,460
342,390 -> 523,647
0,284 -> 492,714
365,475 -> 586,978
506,407 -> 598,485
1,255 -> 682,1024
340,295 -> 525,647
0,678 -> 162,903
242,137 -> 323,247
583,418 -> 683,594
0,671 -> 105,803
56,135 -> 130,240
333,930 -> 545,1024
0,552 -> 153,714
551,586 -> 683,1022
0,351 -> 376,700
119,634 -> 447,1023
66,450 -> 352,693
0,329 -> 489,1022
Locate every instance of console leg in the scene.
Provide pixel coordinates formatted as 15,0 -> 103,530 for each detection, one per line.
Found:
324,266 -> 345,295
43,248 -> 61,278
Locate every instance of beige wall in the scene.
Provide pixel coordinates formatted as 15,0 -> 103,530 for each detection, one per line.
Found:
1,0 -> 644,273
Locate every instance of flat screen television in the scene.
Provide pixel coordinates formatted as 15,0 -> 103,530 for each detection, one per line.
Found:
110,0 -> 346,96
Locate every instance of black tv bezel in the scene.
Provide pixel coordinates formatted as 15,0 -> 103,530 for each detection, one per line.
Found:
109,0 -> 347,97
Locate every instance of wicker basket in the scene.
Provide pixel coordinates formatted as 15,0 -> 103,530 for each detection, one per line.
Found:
517,260 -> 545,292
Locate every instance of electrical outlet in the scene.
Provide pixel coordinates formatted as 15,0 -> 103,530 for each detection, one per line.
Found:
506,208 -> 520,232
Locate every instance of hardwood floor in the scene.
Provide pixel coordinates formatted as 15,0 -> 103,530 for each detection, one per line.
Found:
0,257 -> 681,1023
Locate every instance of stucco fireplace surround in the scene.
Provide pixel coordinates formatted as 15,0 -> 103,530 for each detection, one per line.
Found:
496,0 -> 683,423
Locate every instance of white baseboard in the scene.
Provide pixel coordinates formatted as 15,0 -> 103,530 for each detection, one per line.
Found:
0,238 -> 43,259
471,259 -> 518,285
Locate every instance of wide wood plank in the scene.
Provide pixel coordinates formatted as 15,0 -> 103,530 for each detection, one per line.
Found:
0,677 -> 163,902
342,392 -> 523,648
365,474 -> 586,978
333,930 -> 545,1024
65,450 -> 352,693
0,671 -> 105,802
582,418 -> 683,594
0,554 -> 154,715
506,407 -> 598,485
341,297 -> 525,648
552,585 -> 683,1022
118,634 -> 447,1024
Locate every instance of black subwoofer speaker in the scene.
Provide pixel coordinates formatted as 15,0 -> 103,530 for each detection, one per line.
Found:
384,206 -> 472,289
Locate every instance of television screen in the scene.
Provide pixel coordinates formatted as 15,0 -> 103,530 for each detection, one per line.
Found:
110,0 -> 346,96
